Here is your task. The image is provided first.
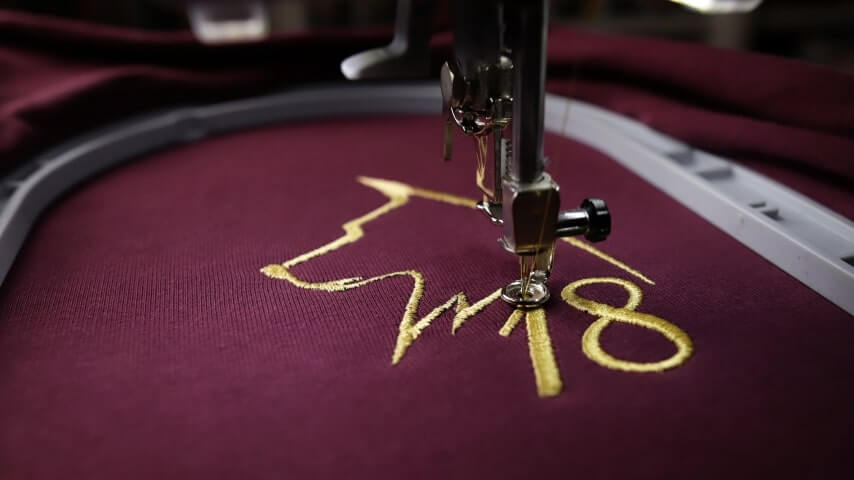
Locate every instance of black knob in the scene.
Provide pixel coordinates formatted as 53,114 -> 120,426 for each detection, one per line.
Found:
580,198 -> 611,243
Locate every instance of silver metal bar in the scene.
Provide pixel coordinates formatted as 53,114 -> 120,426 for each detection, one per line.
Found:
508,0 -> 548,183
493,126 -> 503,198
340,0 -> 433,80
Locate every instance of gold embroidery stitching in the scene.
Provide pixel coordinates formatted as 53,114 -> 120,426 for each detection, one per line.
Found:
562,277 -> 693,372
260,176 -> 691,396
499,309 -> 525,337
261,177 -> 503,365
561,238 -> 655,286
526,309 -> 563,397
451,288 -> 503,334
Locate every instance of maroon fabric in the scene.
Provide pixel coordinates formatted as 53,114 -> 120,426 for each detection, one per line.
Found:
1,116 -> 851,478
1,12 -> 853,477
542,31 -> 854,216
1,11 -> 853,216
0,11 -> 394,172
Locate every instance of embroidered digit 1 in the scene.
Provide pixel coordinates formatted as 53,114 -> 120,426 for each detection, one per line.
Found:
561,277 -> 693,373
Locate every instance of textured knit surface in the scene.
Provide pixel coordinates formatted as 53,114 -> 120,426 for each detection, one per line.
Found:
0,115 -> 852,479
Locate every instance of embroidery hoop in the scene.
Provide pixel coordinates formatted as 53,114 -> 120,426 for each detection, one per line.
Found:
0,83 -> 851,313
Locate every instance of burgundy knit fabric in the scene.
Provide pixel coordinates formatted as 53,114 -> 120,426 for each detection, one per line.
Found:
0,10 -> 394,173
0,116 -> 851,479
1,10 -> 852,216
1,10 -> 854,479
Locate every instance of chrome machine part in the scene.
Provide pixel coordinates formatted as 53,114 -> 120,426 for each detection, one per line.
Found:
340,0 -> 434,80
445,0 -> 612,307
501,278 -> 550,309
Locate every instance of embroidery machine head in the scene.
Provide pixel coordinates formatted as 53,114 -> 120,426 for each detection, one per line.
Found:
342,0 -> 610,308
439,0 -> 614,308
340,0 -> 762,308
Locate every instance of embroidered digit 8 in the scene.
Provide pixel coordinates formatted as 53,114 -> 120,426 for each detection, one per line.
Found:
562,277 -> 693,372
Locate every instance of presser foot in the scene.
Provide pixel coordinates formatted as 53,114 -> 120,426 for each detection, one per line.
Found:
500,251 -> 554,308
501,278 -> 550,308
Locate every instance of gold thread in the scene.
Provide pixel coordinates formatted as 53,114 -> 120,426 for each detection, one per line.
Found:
262,177 -> 492,365
562,277 -> 692,372
261,176 -> 684,397
474,136 -> 493,200
451,288 -> 503,334
526,309 -> 563,397
499,309 -> 525,337
561,237 -> 655,285
392,291 -> 467,365
360,177 -> 475,209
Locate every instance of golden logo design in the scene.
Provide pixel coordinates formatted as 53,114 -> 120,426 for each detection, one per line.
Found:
261,177 -> 693,397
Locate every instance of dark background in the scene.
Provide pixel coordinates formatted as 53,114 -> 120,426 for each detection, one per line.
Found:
2,0 -> 853,72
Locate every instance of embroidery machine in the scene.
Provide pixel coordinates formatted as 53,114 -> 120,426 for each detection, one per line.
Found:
5,4 -> 854,476
5,0 -> 852,316
340,0 -> 763,308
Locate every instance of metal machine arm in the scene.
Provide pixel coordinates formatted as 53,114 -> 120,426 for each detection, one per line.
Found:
341,0 -> 763,307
